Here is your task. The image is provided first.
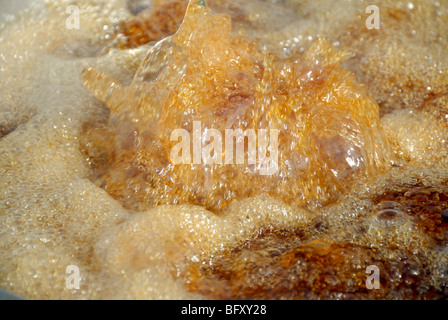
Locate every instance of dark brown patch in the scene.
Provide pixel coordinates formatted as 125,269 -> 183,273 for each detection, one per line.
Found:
373,185 -> 448,243
184,235 -> 442,299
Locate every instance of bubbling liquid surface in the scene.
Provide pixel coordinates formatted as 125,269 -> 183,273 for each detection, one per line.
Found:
82,0 -> 390,213
0,0 -> 447,299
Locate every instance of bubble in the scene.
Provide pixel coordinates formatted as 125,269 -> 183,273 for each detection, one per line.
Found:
374,201 -> 409,229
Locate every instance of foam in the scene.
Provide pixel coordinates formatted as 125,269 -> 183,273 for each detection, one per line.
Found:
0,0 -> 447,299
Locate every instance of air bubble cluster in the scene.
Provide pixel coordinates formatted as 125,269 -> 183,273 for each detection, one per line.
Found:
82,0 -> 390,213
0,0 -> 447,300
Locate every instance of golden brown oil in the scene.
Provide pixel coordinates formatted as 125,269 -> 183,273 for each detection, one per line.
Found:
0,0 -> 447,300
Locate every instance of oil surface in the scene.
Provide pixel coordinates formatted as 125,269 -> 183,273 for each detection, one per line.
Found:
0,0 -> 447,299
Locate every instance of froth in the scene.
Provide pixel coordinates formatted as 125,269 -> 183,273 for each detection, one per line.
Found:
1,0 -> 447,299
